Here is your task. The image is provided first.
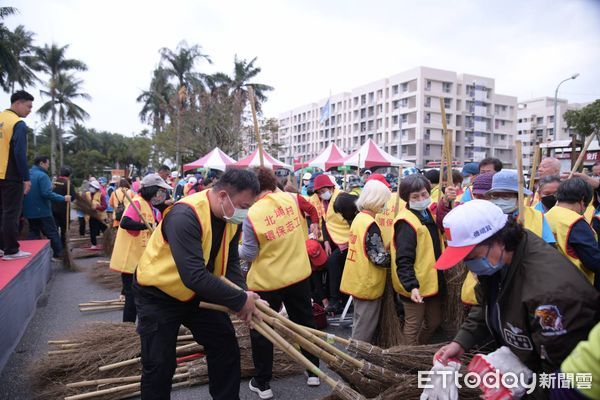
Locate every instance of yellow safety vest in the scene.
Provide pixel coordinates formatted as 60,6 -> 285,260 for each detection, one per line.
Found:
110,195 -> 156,274
545,205 -> 595,284
460,206 -> 545,305
0,110 -> 21,179
391,208 -> 443,298
324,188 -> 351,245
136,190 -> 238,301
340,212 -> 387,300
246,192 -> 311,291
375,192 -> 406,248
86,191 -> 107,220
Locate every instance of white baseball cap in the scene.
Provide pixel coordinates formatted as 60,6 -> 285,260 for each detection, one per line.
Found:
302,172 -> 312,181
141,173 -> 172,190
435,200 -> 508,270
89,180 -> 101,190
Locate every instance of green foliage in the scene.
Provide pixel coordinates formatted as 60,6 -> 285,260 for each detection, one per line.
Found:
564,100 -> 600,138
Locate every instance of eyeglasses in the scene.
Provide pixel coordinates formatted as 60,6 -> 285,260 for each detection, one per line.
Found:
488,193 -> 517,200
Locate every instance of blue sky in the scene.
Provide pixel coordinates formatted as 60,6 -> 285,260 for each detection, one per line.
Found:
2,0 -> 600,135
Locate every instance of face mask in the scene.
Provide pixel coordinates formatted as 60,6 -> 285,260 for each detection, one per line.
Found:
464,247 -> 505,276
221,193 -> 248,224
151,190 -> 167,206
89,187 -> 97,193
540,195 -> 557,210
463,177 -> 472,187
320,190 -> 332,201
491,198 -> 518,214
409,198 -> 431,211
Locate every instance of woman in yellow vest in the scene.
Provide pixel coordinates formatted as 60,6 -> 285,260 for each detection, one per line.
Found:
108,179 -> 135,228
311,174 -> 353,315
545,177 -> 599,289
110,174 -> 168,322
340,180 -> 391,343
86,180 -> 107,250
133,169 -> 261,399
239,167 -> 320,396
392,174 -> 445,345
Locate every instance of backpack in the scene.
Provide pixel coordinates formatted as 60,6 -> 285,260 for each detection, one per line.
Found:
114,191 -> 126,221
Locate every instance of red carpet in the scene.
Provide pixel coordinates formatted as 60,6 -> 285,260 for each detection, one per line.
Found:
0,240 -> 49,290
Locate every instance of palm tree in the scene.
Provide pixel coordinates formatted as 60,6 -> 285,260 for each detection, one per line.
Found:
137,66 -> 174,134
35,43 -> 87,174
7,25 -> 40,92
0,6 -> 18,91
214,55 -> 273,136
159,41 -> 211,169
39,72 -> 90,165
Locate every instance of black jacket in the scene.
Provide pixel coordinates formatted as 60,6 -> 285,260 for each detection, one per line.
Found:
454,231 -> 600,374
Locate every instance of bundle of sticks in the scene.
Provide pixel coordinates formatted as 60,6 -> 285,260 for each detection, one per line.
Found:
205,277 -> 486,400
78,299 -> 124,313
30,321 -> 301,400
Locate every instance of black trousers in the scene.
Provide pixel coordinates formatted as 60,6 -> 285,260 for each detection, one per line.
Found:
28,217 -> 63,257
78,216 -> 86,236
250,278 -> 319,384
309,269 -> 328,305
135,296 -> 241,400
121,273 -> 136,323
53,211 -> 67,245
89,218 -> 106,246
326,248 -> 348,303
0,180 -> 24,255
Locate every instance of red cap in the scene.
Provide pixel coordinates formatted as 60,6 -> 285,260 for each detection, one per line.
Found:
434,244 -> 476,270
313,175 -> 334,191
367,173 -> 390,188
306,239 -> 327,268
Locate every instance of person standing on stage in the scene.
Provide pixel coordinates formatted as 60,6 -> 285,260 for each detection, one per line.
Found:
133,169 -> 261,400
0,90 -> 34,260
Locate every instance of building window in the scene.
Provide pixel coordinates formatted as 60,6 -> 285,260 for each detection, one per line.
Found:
424,129 -> 431,140
392,85 -> 399,95
392,115 -> 399,125
401,82 -> 408,92
424,113 -> 431,123
443,82 -> 451,93
537,117 -> 543,124
401,114 -> 408,123
425,97 -> 431,107
392,100 -> 399,110
424,144 -> 431,156
444,97 -> 451,109
425,80 -> 431,91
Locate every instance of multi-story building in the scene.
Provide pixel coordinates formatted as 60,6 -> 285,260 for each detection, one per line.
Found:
516,97 -> 584,169
276,66 -> 518,169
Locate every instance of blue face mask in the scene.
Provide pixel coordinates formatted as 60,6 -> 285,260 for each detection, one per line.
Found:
464,246 -> 505,276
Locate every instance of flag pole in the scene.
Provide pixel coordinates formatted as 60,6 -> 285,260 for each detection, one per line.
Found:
248,86 -> 264,167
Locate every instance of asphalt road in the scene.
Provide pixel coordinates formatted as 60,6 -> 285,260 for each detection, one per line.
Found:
0,254 -> 349,400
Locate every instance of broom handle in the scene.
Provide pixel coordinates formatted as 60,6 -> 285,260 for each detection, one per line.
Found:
395,166 -> 402,216
248,85 -> 264,167
66,178 -> 71,231
528,145 -> 540,193
79,305 -> 123,312
569,134 -> 594,178
516,141 -> 525,224
219,277 -> 360,363
122,190 -> 154,232
99,343 -> 197,371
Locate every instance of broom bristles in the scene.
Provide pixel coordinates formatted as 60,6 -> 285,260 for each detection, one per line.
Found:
103,227 -> 116,258
372,276 -> 404,348
88,261 -> 122,291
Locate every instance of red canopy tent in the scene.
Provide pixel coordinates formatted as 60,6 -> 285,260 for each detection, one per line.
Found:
307,143 -> 348,171
183,147 -> 236,172
234,149 -> 293,171
344,139 -> 414,169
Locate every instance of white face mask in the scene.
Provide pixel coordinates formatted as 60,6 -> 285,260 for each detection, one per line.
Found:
319,190 -> 332,201
410,198 -> 431,211
491,198 -> 517,214
221,193 -> 248,224
463,177 -> 472,187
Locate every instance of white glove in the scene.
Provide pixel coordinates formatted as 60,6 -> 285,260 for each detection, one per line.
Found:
420,360 -> 461,400
482,346 -> 533,399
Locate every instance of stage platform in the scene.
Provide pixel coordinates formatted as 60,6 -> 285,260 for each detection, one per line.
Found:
0,240 -> 51,374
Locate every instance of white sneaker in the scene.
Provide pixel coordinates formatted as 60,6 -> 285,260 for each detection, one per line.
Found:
89,245 -> 98,250
306,375 -> 320,387
249,378 -> 273,399
2,250 -> 32,261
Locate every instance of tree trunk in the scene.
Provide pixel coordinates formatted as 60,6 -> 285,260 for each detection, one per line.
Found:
58,113 -> 64,168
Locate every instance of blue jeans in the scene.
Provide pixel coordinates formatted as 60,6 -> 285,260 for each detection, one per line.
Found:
27,217 -> 63,257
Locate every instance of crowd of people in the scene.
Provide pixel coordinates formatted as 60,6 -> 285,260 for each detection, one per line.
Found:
1,90 -> 599,399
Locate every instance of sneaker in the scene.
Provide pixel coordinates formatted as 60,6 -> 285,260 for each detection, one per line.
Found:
2,250 -> 32,261
307,376 -> 321,386
89,245 -> 98,250
249,378 -> 273,399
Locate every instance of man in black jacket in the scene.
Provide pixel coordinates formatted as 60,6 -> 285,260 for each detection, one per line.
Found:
433,200 -> 599,396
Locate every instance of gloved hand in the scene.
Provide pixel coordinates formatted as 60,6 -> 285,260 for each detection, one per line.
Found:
468,346 -> 533,399
420,360 -> 461,400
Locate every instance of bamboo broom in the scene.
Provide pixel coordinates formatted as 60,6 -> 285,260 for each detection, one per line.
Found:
121,190 -> 154,232
528,145 -> 540,194
248,85 -> 265,167
63,178 -> 78,270
516,141 -> 525,224
569,134 -> 595,178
